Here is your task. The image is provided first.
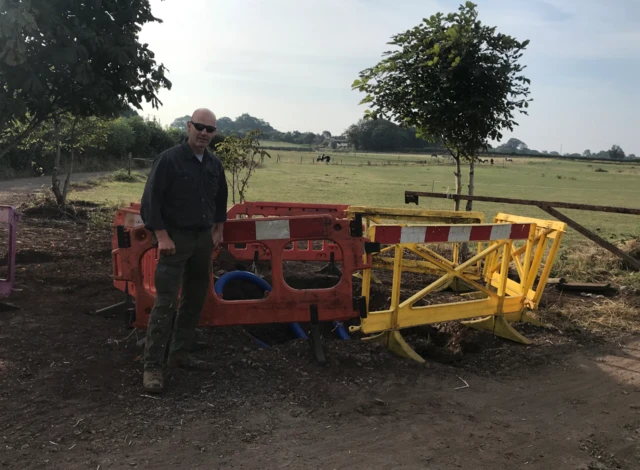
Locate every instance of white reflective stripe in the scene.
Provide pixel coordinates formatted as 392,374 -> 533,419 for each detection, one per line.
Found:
490,224 -> 512,240
447,225 -> 472,242
0,207 -> 9,223
400,226 -> 427,243
125,213 -> 144,227
255,219 -> 291,240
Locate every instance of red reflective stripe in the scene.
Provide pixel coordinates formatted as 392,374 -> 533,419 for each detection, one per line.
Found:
288,217 -> 329,239
375,226 -> 402,244
425,226 -> 450,242
470,225 -> 493,241
224,220 -> 256,242
510,223 -> 531,240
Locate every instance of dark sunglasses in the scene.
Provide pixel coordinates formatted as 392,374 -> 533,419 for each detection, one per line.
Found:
190,121 -> 216,133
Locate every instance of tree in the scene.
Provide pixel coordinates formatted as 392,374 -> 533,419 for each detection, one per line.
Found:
166,127 -> 185,145
216,117 -> 236,134
20,114 -> 109,207
583,149 -> 592,157
170,115 -> 190,130
608,145 -> 625,160
629,154 -> 637,159
345,118 -> 408,151
0,0 -> 171,206
234,113 -> 274,134
500,138 -> 528,153
128,116 -> 152,158
215,130 -> 270,204
120,106 -> 140,119
322,130 -> 332,139
146,118 -> 175,157
105,118 -> 135,159
352,2 -> 531,211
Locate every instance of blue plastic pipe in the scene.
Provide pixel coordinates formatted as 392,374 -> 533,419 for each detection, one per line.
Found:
214,271 -> 308,343
333,322 -> 350,340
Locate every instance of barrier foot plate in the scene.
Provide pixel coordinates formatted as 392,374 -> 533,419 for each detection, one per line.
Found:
503,310 -> 545,327
363,331 -> 426,363
318,262 -> 342,277
352,272 -> 383,284
462,315 -> 532,345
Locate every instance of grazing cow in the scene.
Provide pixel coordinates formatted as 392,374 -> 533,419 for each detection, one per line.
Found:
490,158 -> 494,165
317,154 -> 331,163
505,157 -> 514,162
431,154 -> 438,159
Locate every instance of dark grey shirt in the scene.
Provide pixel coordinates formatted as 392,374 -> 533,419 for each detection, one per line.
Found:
140,141 -> 228,232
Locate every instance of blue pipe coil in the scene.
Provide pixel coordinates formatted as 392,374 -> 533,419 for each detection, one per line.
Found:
214,271 -> 308,343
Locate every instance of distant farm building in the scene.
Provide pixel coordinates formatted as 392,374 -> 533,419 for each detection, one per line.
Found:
329,137 -> 349,149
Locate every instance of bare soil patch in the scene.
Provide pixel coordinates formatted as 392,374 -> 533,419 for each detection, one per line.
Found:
1,197 -> 639,469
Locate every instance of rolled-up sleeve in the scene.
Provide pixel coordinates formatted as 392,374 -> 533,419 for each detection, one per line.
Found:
214,163 -> 228,223
141,154 -> 169,231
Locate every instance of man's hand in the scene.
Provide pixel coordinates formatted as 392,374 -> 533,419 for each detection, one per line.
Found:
212,223 -> 224,248
155,230 -> 176,256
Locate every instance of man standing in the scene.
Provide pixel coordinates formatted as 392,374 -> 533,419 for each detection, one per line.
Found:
140,108 -> 228,393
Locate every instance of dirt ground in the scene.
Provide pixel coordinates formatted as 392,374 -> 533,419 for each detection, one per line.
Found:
1,196 -> 640,470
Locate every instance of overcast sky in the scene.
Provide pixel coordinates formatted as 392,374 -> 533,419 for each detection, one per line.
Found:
138,0 -> 639,155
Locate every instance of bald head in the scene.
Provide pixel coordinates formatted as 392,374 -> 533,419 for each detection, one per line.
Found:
187,108 -> 217,154
191,108 -> 216,122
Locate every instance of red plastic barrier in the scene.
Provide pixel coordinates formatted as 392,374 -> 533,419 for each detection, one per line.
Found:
111,209 -> 371,329
226,201 -> 350,219
226,201 -> 351,262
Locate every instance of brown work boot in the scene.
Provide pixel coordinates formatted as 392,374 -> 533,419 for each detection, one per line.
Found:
143,368 -> 164,393
167,351 -> 213,370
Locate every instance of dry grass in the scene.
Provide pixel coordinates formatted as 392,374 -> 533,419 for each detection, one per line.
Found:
546,295 -> 640,333
539,239 -> 640,333
553,240 -> 640,289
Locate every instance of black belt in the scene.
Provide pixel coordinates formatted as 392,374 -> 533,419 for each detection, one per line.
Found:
168,225 -> 212,233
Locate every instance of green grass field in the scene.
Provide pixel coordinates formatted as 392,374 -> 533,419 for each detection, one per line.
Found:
258,141 -> 313,148
71,150 -> 640,246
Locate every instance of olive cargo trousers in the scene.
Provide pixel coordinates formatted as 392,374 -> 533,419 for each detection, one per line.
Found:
144,229 -> 213,370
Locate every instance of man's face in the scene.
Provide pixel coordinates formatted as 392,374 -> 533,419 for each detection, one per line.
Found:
187,114 -> 217,151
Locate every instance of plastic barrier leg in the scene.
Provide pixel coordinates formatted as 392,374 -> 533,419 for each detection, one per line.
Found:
363,330 -> 426,363
461,315 -> 532,345
309,305 -> 326,364
503,310 -> 545,327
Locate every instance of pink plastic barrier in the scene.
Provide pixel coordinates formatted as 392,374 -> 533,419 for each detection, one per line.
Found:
0,206 -> 19,298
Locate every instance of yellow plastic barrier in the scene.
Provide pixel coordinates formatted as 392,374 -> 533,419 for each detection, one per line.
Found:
491,213 -> 566,309
348,206 -> 485,282
349,216 -> 565,362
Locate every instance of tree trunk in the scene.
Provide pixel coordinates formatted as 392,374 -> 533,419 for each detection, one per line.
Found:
458,157 -> 476,262
453,155 -> 462,211
61,147 -> 74,209
60,120 -> 78,209
231,173 -> 237,204
51,118 -> 64,205
465,158 -> 475,211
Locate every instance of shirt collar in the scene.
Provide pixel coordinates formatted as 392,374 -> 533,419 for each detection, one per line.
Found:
181,139 -> 212,161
